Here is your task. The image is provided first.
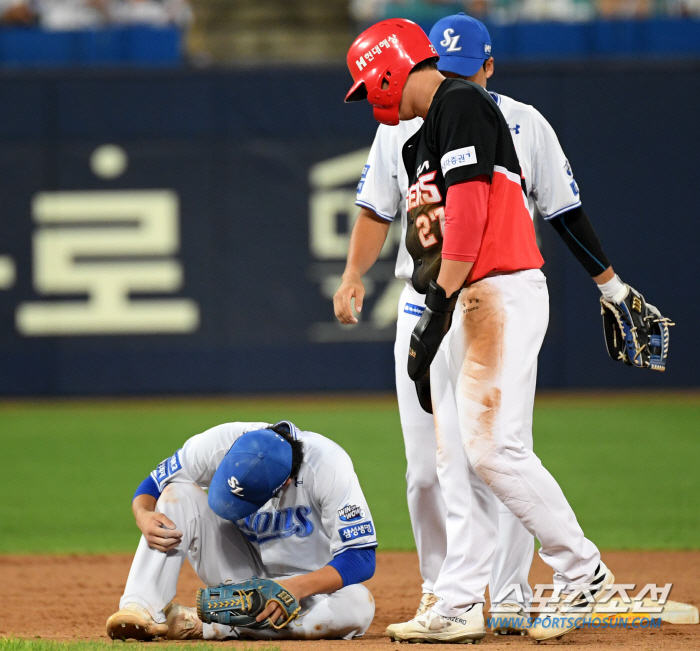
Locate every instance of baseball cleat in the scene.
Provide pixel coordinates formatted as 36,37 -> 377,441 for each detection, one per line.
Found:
528,561 -> 615,642
415,592 -> 440,616
386,603 -> 486,644
164,602 -> 203,640
106,602 -> 168,640
489,601 -> 528,635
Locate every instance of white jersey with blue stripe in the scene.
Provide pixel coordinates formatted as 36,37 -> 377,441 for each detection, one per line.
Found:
356,91 -> 582,284
149,421 -> 377,577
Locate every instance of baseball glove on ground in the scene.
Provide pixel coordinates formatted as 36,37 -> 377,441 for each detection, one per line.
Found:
600,285 -> 674,371
196,579 -> 300,630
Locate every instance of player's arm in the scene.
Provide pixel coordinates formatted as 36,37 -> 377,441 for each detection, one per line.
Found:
257,550 -> 376,624
129,423 -> 266,553
334,207 -> 391,324
548,206 -> 627,301
528,109 -> 626,301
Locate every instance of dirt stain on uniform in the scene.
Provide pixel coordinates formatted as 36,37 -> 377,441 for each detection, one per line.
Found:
159,485 -> 178,504
461,279 -> 505,443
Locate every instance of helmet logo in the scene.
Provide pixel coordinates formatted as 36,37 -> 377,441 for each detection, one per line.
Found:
228,476 -> 245,497
355,34 -> 398,71
440,28 -> 462,53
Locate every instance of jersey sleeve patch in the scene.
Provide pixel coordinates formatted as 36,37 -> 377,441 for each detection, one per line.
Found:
356,164 -> 370,194
150,450 -> 183,491
441,146 -> 477,176
337,503 -> 366,522
338,521 -> 375,542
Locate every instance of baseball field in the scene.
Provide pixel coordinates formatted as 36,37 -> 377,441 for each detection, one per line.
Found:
1,391 -> 699,649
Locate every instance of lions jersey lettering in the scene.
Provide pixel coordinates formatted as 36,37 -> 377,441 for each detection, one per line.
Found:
239,505 -> 314,544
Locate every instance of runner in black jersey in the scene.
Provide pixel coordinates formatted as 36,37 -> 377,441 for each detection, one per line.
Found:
402,78 -> 541,294
345,19 -> 615,643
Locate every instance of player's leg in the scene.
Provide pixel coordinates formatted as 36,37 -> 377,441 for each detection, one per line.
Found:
224,584 -> 375,641
115,483 -> 263,628
489,360 -> 536,616
394,283 -> 447,599
452,271 -> 611,640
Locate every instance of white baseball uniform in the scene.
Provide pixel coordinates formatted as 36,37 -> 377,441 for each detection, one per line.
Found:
120,421 -> 377,640
356,91 -> 585,605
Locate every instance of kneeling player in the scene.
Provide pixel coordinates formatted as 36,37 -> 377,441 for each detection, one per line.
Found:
106,420 -> 376,641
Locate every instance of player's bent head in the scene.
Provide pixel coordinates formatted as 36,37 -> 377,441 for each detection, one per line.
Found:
208,423 -> 304,522
344,18 -> 438,126
267,421 -> 304,479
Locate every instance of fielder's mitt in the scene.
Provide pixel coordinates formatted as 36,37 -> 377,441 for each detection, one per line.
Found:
600,285 -> 674,371
196,579 -> 300,630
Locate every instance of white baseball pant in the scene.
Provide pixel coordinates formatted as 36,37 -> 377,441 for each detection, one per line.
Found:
396,283 -> 535,605
120,483 -> 374,640
428,270 -> 600,618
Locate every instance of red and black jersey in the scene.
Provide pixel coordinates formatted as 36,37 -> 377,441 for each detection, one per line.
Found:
402,78 -> 543,293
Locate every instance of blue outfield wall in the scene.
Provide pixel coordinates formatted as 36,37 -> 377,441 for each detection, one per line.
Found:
0,61 -> 697,395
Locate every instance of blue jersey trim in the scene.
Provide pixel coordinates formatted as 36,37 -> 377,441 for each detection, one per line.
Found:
404,303 -> 425,317
133,475 -> 161,501
355,199 -> 394,222
541,200 -> 582,221
328,547 -> 375,586
335,541 -> 378,553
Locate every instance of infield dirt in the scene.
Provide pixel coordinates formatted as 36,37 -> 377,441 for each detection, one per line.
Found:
1,551 -> 698,649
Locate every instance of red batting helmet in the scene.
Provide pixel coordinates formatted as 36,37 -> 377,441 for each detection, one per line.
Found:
345,19 -> 438,126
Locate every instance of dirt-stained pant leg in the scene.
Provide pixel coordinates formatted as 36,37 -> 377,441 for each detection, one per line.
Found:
431,343 -> 534,618
394,283 -> 448,594
205,584 -> 375,640
447,270 -> 599,594
120,482 -> 264,623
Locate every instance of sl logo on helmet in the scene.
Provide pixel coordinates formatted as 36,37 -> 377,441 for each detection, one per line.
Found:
228,476 -> 245,497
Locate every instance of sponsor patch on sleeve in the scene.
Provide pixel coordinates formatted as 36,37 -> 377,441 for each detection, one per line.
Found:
339,521 -> 375,541
338,504 -> 366,522
151,450 -> 182,491
440,146 -> 477,176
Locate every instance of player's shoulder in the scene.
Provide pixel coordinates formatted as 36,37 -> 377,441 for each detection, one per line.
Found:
491,92 -> 547,125
431,79 -> 500,129
438,78 -> 494,107
297,430 -> 353,468
183,421 -> 269,452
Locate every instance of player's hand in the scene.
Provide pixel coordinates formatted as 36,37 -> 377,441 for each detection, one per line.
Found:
255,579 -> 300,626
135,509 -> 183,553
333,273 -> 365,325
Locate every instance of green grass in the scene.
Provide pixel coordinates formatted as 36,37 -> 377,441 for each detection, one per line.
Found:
0,393 -> 698,554
0,640 -> 279,651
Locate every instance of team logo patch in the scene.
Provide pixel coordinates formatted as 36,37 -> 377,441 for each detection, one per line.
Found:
338,504 -> 366,522
441,146 -> 477,175
440,28 -> 462,53
484,42 -> 492,55
339,521 -> 374,541
228,476 -> 245,497
564,160 -> 573,178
